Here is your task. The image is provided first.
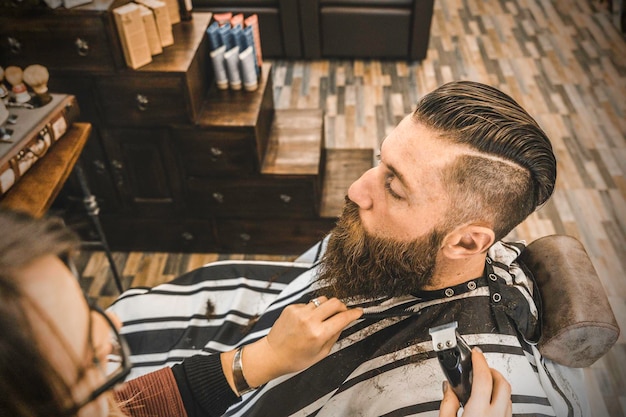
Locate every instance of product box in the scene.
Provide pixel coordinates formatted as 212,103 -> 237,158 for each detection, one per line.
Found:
113,3 -> 152,69
137,4 -> 163,55
161,0 -> 181,24
136,0 -> 174,47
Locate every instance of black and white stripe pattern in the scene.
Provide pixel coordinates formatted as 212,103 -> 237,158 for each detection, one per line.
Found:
109,240 -> 588,416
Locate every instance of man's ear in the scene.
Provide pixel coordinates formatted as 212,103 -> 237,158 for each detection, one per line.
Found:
441,224 -> 495,259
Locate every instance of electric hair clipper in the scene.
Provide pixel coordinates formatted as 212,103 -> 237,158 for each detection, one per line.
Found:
428,321 -> 473,406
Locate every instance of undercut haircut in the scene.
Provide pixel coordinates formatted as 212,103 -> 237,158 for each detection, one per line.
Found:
412,81 -> 557,240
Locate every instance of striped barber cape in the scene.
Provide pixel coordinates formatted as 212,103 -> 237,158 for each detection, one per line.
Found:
109,239 -> 589,417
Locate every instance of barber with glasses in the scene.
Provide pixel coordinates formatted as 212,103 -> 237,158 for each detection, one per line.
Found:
0,209 -> 360,417
0,208 -> 511,417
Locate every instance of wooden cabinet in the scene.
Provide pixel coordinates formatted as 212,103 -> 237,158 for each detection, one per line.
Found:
1,8 -> 334,254
0,0 -> 128,71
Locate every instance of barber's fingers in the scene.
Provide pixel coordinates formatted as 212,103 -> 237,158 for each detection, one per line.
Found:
463,348 -> 512,417
309,297 -> 363,346
488,367 -> 512,415
295,297 -> 361,355
438,381 -> 461,417
467,347 -> 494,406
308,296 -> 329,309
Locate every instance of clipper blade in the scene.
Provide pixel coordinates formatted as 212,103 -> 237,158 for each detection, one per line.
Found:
428,321 -> 459,351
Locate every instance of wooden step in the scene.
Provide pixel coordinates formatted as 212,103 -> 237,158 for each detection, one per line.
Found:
261,108 -> 324,176
320,149 -> 374,218
260,108 -> 374,220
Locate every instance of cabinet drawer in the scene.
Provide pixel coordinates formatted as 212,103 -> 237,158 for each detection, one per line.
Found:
95,17 -> 210,126
101,216 -> 219,252
216,217 -> 336,254
174,126 -> 261,177
187,177 -> 321,218
1,14 -> 122,72
96,75 -> 193,126
100,127 -> 184,217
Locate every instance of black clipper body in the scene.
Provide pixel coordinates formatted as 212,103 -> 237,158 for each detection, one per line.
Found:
429,321 -> 473,406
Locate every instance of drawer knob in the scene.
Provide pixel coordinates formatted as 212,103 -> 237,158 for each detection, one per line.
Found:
93,159 -> 106,174
7,37 -> 22,55
239,233 -> 251,242
181,232 -> 194,241
279,194 -> 292,203
135,94 -> 149,111
210,147 -> 223,157
111,159 -> 124,186
75,38 -> 90,56
212,192 -> 224,203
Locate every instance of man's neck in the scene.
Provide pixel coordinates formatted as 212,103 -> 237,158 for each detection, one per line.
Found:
422,253 -> 487,290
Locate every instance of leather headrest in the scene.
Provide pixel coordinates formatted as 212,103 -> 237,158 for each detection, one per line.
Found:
520,235 -> 620,367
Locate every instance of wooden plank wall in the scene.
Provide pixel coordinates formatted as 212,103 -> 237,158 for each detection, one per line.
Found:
79,0 -> 624,414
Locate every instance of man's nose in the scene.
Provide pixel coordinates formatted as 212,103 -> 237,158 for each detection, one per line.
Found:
347,168 -> 374,210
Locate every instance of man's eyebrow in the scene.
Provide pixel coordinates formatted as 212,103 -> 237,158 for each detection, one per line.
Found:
379,138 -> 412,192
385,161 -> 412,192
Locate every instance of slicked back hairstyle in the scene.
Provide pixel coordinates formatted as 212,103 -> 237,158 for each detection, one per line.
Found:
412,81 -> 557,240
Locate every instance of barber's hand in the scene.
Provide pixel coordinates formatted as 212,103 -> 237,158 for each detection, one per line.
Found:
240,296 -> 363,388
439,348 -> 512,417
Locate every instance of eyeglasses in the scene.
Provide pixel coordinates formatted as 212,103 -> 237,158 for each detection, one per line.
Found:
62,302 -> 132,416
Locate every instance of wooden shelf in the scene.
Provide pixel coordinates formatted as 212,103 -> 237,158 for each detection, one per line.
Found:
0,123 -> 92,218
261,109 -> 324,176
197,63 -> 274,128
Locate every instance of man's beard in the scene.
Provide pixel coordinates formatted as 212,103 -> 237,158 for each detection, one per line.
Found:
317,199 -> 447,301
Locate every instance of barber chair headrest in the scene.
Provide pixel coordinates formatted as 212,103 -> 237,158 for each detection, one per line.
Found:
520,235 -> 620,368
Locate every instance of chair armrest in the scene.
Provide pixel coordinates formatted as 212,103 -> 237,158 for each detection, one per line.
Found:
520,235 -> 620,367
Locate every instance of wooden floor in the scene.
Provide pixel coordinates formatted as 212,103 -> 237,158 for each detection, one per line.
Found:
78,0 -> 625,415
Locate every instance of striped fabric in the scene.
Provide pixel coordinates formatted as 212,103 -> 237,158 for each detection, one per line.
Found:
109,239 -> 588,417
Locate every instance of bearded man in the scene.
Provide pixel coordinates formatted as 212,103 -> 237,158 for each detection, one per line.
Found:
110,81 -> 587,417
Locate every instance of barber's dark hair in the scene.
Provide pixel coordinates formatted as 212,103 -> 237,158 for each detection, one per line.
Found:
412,81 -> 557,240
0,209 -> 81,417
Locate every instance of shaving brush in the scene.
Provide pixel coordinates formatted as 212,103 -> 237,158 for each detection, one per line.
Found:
0,66 -> 8,99
24,64 -> 52,106
5,66 -> 31,104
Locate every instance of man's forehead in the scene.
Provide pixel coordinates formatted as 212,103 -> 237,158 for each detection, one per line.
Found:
382,119 -> 523,172
379,120 -> 456,170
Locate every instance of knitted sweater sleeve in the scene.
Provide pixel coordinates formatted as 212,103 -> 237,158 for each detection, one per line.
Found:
172,354 -> 241,417
114,354 -> 240,417
115,366 -> 187,417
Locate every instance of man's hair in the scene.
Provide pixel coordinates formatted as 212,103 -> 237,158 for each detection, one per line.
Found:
412,81 -> 557,240
0,209 -> 81,417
